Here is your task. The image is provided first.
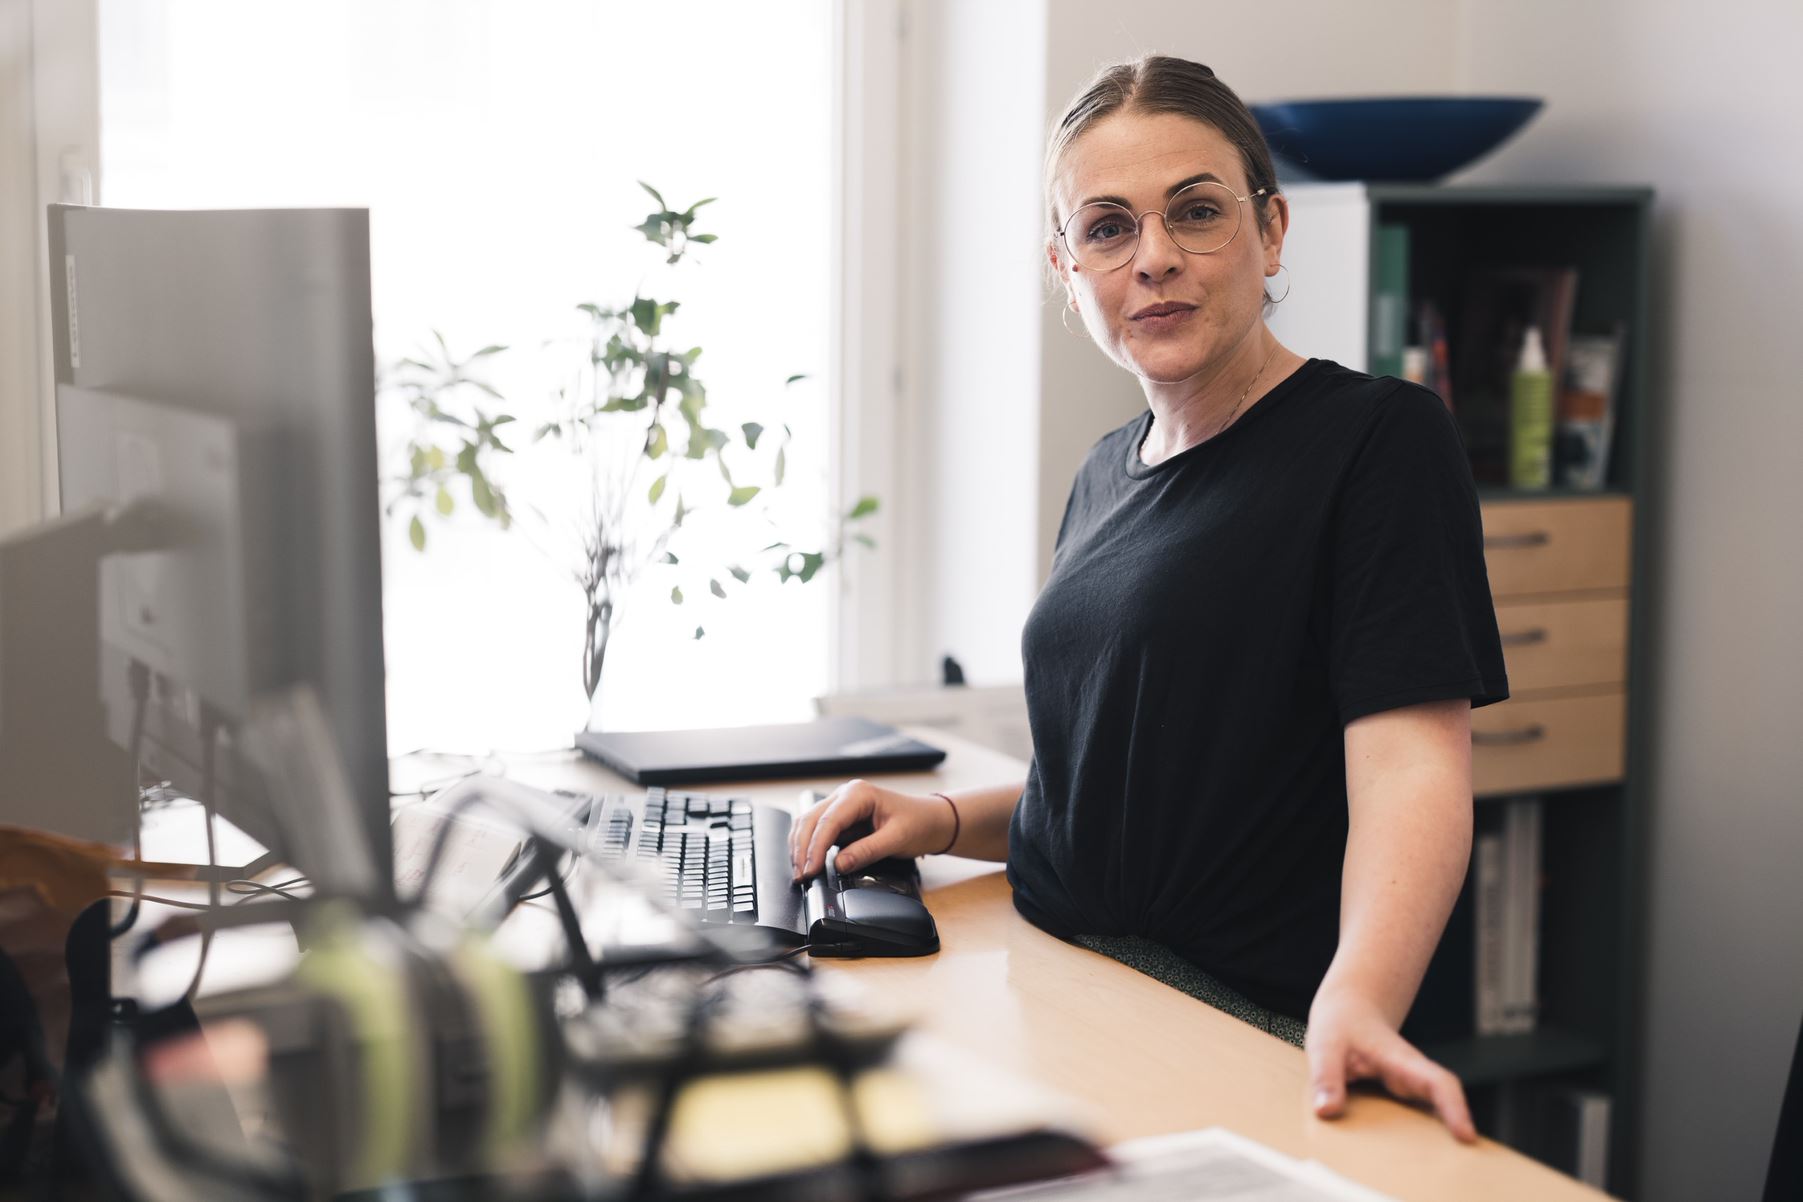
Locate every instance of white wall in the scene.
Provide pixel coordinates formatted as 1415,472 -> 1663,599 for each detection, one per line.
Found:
899,0 -> 1046,685
0,0 -> 98,536
0,0 -> 43,536
1457,3 -> 1803,1198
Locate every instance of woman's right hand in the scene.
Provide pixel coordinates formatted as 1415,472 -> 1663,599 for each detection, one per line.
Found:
789,779 -> 956,882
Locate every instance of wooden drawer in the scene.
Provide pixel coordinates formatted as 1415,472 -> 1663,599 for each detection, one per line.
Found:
1494,595 -> 1630,693
1481,496 -> 1633,598
1471,690 -> 1625,797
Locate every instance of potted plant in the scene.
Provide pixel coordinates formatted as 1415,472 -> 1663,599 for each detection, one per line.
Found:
384,185 -> 874,728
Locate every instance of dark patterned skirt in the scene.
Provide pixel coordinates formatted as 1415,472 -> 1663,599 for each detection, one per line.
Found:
1072,934 -> 1309,1048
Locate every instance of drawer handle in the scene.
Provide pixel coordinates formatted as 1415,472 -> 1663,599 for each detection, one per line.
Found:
1484,530 -> 1552,550
1472,724 -> 1548,747
1499,627 -> 1549,648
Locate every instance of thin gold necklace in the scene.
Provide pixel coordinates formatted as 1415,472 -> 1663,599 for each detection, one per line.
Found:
1217,340 -> 1282,439
1145,340 -> 1284,463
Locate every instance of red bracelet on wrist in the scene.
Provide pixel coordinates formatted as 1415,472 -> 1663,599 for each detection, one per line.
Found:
931,791 -> 960,855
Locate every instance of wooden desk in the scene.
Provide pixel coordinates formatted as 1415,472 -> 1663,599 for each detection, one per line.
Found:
517,726 -> 1607,1202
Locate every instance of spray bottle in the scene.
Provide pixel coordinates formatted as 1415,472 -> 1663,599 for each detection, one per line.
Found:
1510,326 -> 1554,489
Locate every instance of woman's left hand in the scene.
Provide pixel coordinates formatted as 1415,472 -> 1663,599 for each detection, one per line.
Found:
1305,982 -> 1477,1142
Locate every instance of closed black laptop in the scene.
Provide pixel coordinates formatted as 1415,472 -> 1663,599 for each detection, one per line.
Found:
575,716 -> 945,786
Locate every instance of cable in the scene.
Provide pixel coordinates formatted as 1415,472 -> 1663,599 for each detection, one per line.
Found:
107,891 -> 212,913
226,876 -> 312,904
180,717 -> 223,1004
109,660 -> 154,939
385,744 -> 579,802
700,947 -> 813,985
514,851 -> 577,903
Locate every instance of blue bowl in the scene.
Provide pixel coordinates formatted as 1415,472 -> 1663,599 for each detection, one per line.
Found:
1249,97 -> 1544,183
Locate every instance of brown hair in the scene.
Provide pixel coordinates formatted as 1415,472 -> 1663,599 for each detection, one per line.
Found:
1045,56 -> 1280,243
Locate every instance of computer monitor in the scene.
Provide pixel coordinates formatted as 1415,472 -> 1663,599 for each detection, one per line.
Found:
45,204 -> 391,894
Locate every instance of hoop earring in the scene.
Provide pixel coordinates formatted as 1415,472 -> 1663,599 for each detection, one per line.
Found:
1060,304 -> 1088,339
1265,263 -> 1292,305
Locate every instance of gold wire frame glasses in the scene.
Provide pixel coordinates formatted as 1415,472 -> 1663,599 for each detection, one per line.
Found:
1058,181 -> 1270,272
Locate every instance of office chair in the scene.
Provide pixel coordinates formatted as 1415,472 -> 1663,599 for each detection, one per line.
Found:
1766,1008 -> 1803,1202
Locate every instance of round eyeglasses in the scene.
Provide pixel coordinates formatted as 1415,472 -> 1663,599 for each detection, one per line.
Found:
1058,181 -> 1270,272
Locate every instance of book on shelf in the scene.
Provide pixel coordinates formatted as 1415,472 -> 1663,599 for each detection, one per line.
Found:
1453,268 -> 1580,485
1475,797 -> 1543,1037
1412,298 -> 1454,412
1534,1087 -> 1612,1191
1557,324 -> 1625,489
1474,828 -> 1507,1036
1371,224 -> 1410,379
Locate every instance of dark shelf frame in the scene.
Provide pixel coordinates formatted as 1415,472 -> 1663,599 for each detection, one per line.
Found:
1364,184 -> 1656,1196
1426,1027 -> 1611,1088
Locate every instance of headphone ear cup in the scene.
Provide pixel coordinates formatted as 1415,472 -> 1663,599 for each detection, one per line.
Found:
446,936 -> 556,1163
285,912 -> 429,1191
397,930 -> 488,1175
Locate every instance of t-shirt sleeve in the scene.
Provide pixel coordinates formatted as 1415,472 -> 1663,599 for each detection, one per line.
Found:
1327,384 -> 1510,726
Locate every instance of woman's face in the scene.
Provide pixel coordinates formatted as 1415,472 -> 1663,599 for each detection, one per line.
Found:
1049,110 -> 1286,386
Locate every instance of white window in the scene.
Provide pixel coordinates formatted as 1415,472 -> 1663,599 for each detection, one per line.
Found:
98,0 -> 837,753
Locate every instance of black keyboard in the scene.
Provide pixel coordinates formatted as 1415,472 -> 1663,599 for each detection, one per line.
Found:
585,788 -> 759,923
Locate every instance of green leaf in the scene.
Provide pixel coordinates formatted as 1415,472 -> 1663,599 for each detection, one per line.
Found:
709,578 -> 726,599
637,216 -> 672,245
638,181 -> 667,207
674,495 -> 688,528
785,373 -> 809,385
630,297 -> 661,335
847,496 -> 879,520
470,472 -> 498,518
426,446 -> 447,471
694,626 -> 706,639
853,533 -> 876,549
435,485 -> 454,516
762,541 -> 789,552
727,485 -> 760,507
576,302 -> 605,318
741,421 -> 764,450
684,197 -> 717,214
471,344 -> 507,357
690,233 -> 717,244
408,515 -> 426,551
410,447 -> 429,476
648,474 -> 667,504
797,552 -> 825,584
774,446 -> 786,486
646,423 -> 669,460
729,565 -> 751,584
661,551 -> 679,564
670,585 -> 684,605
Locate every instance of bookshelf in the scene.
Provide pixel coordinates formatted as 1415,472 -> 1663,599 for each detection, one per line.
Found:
1270,183 -> 1657,1196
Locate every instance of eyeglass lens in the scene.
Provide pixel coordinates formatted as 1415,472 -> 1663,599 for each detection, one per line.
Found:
1064,181 -> 1242,270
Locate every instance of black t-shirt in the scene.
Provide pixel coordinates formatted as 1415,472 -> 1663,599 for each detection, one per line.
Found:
1005,358 -> 1509,1020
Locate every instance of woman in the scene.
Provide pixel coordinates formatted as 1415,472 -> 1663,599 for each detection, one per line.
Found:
790,56 -> 1507,1143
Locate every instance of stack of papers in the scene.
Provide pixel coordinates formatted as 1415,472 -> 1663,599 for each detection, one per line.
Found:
978,1127 -> 1400,1202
